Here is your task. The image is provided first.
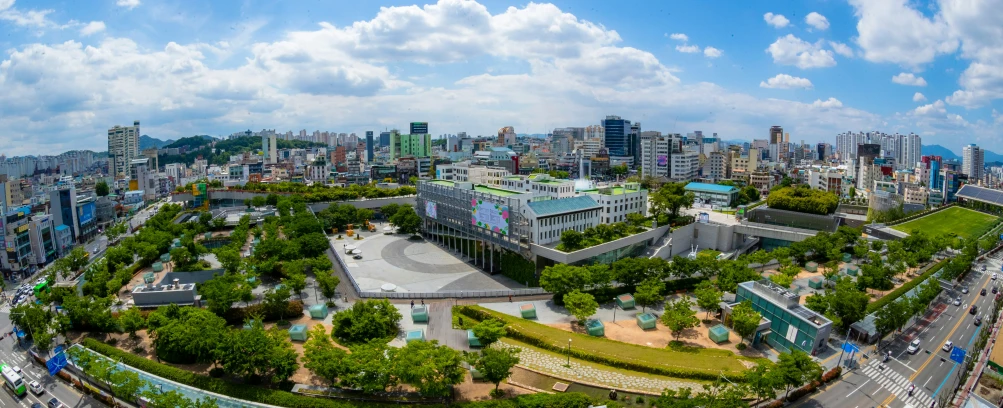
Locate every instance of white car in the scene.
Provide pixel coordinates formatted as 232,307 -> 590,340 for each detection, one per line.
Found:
29,380 -> 43,395
12,366 -> 21,374
943,340 -> 954,352
954,297 -> 962,306
907,339 -> 921,354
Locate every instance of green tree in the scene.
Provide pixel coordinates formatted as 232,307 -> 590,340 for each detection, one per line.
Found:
199,274 -> 250,316
634,278 -> 664,313
109,369 -> 145,405
315,271 -> 341,303
776,349 -> 823,400
380,203 -> 401,220
562,290 -> 598,325
215,247 -> 243,274
474,347 -> 521,394
263,284 -> 294,322
392,340 -> 465,397
67,246 -> 90,272
302,325 -> 348,387
390,205 -> 422,235
660,297 -> 699,340
875,297 -> 910,335
559,229 -> 584,251
95,180 -> 110,196
539,264 -> 591,300
214,321 -> 299,383
251,195 -> 267,207
118,307 -> 146,338
285,273 -> 307,300
693,281 -> 723,319
331,299 -> 402,343
341,341 -> 397,393
731,300 -> 762,345
745,362 -> 780,405
148,305 -> 228,364
769,272 -> 795,288
470,319 -> 507,346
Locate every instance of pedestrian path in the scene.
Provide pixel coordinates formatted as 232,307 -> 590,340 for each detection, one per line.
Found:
0,304 -> 10,314
860,359 -> 934,408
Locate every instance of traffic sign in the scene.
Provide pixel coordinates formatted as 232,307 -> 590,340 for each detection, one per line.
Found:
950,346 -> 967,364
842,342 -> 860,354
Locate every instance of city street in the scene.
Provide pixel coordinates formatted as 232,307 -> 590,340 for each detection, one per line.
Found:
798,259 -> 997,408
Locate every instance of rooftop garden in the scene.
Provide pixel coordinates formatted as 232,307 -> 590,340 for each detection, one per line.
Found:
556,221 -> 646,252
766,185 -> 839,215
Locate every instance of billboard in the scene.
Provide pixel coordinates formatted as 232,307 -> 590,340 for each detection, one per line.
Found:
425,201 -> 438,220
657,155 -> 668,167
78,202 -> 95,225
471,199 -> 509,235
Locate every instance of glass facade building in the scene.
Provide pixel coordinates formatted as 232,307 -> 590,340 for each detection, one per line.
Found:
602,115 -> 631,157
736,280 -> 832,355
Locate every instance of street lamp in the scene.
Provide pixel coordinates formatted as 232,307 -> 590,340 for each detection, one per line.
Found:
612,298 -> 618,323
567,339 -> 572,366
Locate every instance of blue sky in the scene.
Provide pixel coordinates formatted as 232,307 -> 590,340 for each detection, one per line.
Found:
1,0 -> 1002,156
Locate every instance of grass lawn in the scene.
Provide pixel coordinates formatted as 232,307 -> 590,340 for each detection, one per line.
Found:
461,306 -> 760,379
892,207 -> 997,239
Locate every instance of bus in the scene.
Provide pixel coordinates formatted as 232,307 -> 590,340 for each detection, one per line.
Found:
0,364 -> 26,397
33,280 -> 49,297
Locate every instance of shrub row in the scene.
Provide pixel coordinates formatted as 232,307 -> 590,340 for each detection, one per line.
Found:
866,259 -> 947,314
765,367 -> 842,407
82,338 -> 602,408
884,203 -> 956,226
454,306 -> 745,383
223,300 -> 305,325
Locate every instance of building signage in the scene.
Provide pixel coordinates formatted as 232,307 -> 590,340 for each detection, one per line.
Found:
15,224 -> 28,234
425,201 -> 438,220
657,155 -> 668,167
471,199 -> 509,235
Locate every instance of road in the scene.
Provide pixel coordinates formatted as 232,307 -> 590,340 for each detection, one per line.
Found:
799,258 -> 998,408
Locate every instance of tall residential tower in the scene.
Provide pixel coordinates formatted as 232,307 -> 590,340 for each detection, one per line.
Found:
108,121 -> 140,178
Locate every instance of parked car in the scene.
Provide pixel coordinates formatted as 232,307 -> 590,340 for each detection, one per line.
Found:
907,339 -> 921,354
943,340 -> 954,352
954,297 -> 962,306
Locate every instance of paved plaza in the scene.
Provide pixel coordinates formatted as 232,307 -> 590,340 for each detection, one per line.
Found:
332,233 -> 522,293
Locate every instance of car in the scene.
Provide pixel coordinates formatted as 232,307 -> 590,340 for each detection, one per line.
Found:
955,297 -> 962,306
353,254 -> 363,260
13,366 -> 21,374
982,288 -> 987,296
47,397 -> 62,408
908,339 -> 921,354
994,273 -> 998,280
963,287 -> 970,294
975,316 -> 983,326
971,305 -> 979,315
29,380 -> 43,395
31,403 -> 42,408
944,340 -> 954,352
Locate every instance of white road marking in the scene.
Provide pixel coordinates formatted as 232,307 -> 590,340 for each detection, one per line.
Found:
847,378 -> 871,397
923,375 -> 934,387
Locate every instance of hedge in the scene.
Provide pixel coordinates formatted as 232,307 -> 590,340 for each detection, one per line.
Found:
865,259 -> 947,314
223,300 -> 305,325
81,338 -> 604,408
500,250 -> 538,287
454,306 -> 751,382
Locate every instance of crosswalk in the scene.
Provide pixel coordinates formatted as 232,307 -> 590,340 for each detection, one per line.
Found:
860,360 -> 935,408
0,303 -> 10,314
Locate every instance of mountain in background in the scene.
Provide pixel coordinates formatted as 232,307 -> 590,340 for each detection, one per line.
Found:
921,144 -> 960,161
986,150 -> 1003,163
139,135 -> 175,150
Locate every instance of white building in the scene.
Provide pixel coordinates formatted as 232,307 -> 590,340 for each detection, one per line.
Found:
108,121 -> 140,179
963,144 -> 985,182
639,134 -> 671,178
526,196 -> 603,245
702,151 -> 729,181
670,150 -> 700,182
582,183 -> 648,224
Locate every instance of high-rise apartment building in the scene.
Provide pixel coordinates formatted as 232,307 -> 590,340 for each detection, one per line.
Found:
639,132 -> 670,178
602,115 -> 632,157
390,131 -> 433,159
963,144 -> 985,182
379,131 -> 391,148
108,121 -> 140,179
497,126 -> 515,147
262,133 -> 277,164
410,122 -> 428,135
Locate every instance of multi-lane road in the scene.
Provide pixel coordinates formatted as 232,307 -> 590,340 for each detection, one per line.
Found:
800,258 -> 999,408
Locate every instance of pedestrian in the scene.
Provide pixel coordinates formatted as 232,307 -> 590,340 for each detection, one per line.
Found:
421,299 -> 424,306
509,295 -> 513,302
411,300 -> 415,309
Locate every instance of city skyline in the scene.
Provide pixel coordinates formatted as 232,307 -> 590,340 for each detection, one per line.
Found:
1,0 -> 1002,156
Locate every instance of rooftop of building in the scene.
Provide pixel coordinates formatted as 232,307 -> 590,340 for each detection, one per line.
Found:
578,184 -> 643,195
683,182 -> 740,194
527,196 -> 601,216
428,180 -> 525,197
739,280 -> 831,328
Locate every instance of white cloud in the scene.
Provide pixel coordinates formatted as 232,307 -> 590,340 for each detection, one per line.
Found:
805,12 -> 830,30
79,21 -> 105,36
669,33 -> 688,42
703,46 -> 722,58
760,74 -> 813,89
0,0 -> 12,11
891,72 -> 927,86
829,41 -> 853,57
763,12 -> 789,28
116,0 -> 140,10
812,98 -> 843,108
848,0 -> 957,67
676,44 -> 700,53
0,7 -> 55,28
766,34 -> 836,69
913,92 -> 927,102
914,100 -> 947,116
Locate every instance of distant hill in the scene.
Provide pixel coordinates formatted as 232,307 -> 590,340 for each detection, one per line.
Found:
922,144 -> 960,160
165,135 -> 215,149
139,135 -> 175,150
986,150 -> 1003,163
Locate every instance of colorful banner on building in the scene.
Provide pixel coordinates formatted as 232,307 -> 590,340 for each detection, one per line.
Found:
425,201 -> 438,219
657,155 -> 668,167
471,199 -> 509,235
78,202 -> 95,225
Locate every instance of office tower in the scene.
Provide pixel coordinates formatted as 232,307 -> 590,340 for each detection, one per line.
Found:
108,120 -> 140,178
262,133 -> 277,164
365,131 -> 374,163
639,132 -> 670,178
410,122 -> 428,135
49,186 -> 78,239
769,126 -> 783,145
923,156 -> 943,189
602,115 -> 632,157
963,144 -> 985,181
390,131 -> 433,159
379,131 -> 391,148
629,122 -> 641,165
